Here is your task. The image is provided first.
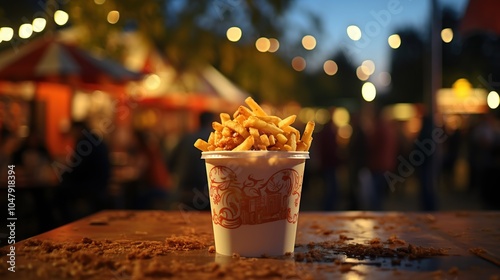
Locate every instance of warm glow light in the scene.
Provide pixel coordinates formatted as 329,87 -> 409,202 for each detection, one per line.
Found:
107,11 -> 120,24
299,107 -> 315,123
361,60 -> 375,75
356,66 -> 369,81
226,26 -> 242,42
18,24 -> 33,39
347,25 -> 362,41
338,124 -> 353,139
323,60 -> 338,76
32,18 -> 46,32
378,72 -> 391,87
393,103 -> 416,120
362,82 -> 376,102
333,107 -> 350,127
291,56 -> 306,71
268,38 -> 279,52
144,74 -> 161,91
315,108 -> 330,124
302,35 -> 316,50
255,37 -> 270,52
94,0 -> 106,4
453,78 -> 472,97
441,28 -> 453,43
388,34 -> 401,49
54,10 -> 69,26
0,27 -> 14,41
487,91 -> 500,109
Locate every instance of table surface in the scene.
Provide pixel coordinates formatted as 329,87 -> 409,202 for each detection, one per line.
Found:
1,210 -> 499,279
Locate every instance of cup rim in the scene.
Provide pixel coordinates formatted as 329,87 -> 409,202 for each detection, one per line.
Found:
201,150 -> 309,159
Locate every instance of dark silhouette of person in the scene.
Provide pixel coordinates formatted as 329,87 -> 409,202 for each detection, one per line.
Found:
54,121 -> 112,224
11,133 -> 57,233
169,112 -> 214,211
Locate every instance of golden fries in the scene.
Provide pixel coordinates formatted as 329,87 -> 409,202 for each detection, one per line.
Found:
193,97 -> 315,152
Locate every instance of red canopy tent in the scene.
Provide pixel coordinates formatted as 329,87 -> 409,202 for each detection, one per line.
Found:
0,36 -> 144,156
460,0 -> 500,36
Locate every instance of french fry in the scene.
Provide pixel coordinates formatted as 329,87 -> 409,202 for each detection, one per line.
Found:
233,135 -> 255,151
220,113 -> 231,124
245,97 -> 267,116
194,97 -> 315,152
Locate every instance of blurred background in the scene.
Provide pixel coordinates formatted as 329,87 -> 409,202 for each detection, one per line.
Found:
0,0 -> 499,241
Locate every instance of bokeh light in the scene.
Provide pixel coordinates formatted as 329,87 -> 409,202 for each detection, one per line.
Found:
94,0 -> 106,4
32,18 -> 46,33
347,25 -> 362,41
487,91 -> 500,109
302,35 -> 317,50
315,108 -> 330,124
362,82 -> 376,102
268,38 -> 279,52
441,28 -> 453,43
332,107 -> 350,127
323,60 -> 338,76
356,66 -> 369,81
337,124 -> 353,139
377,72 -> 392,87
388,34 -> 401,49
18,24 -> 33,39
226,27 -> 242,42
255,37 -> 270,52
54,10 -> 69,26
107,11 -> 120,24
361,60 -> 375,75
291,56 -> 306,71
0,27 -> 14,41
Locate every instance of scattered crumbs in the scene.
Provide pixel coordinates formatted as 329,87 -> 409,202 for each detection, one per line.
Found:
386,235 -> 406,246
339,234 -> 353,241
208,245 -> 216,253
339,263 -> 354,273
134,231 -> 148,235
232,253 -> 240,259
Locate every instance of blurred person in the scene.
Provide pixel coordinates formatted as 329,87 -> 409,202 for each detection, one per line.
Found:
10,132 -> 57,232
365,106 -> 398,210
169,111 -> 214,211
346,113 -> 367,210
54,121 -> 112,224
124,130 -> 172,209
441,118 -> 462,191
316,119 -> 340,210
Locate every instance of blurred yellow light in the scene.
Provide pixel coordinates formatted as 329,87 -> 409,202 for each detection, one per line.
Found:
1,27 -> 14,41
392,103 -> 416,120
255,37 -> 270,52
32,18 -> 46,32
361,60 -> 375,75
268,38 -> 279,52
94,0 -> 106,4
302,35 -> 316,50
406,117 -> 422,134
453,78 -> 471,97
107,11 -> 120,24
356,66 -> 369,81
347,25 -> 361,41
299,107 -> 315,123
487,91 -> 500,109
291,56 -> 306,71
338,124 -> 353,139
315,108 -> 330,124
441,28 -> 453,43
333,107 -> 350,127
54,10 -> 69,26
18,24 -> 33,39
226,27 -> 242,42
144,74 -> 161,91
388,34 -> 401,49
362,82 -> 376,102
323,60 -> 338,76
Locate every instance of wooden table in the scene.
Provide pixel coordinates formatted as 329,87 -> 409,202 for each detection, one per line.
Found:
1,210 -> 499,279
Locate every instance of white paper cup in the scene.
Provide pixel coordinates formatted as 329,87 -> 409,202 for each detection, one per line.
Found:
201,151 -> 309,257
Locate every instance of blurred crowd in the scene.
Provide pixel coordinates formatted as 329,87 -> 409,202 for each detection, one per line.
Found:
1,107 -> 500,240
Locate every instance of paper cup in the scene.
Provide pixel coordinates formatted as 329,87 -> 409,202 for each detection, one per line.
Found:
201,151 -> 309,257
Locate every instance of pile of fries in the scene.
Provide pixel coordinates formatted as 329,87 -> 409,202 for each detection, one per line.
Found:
194,97 -> 315,152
